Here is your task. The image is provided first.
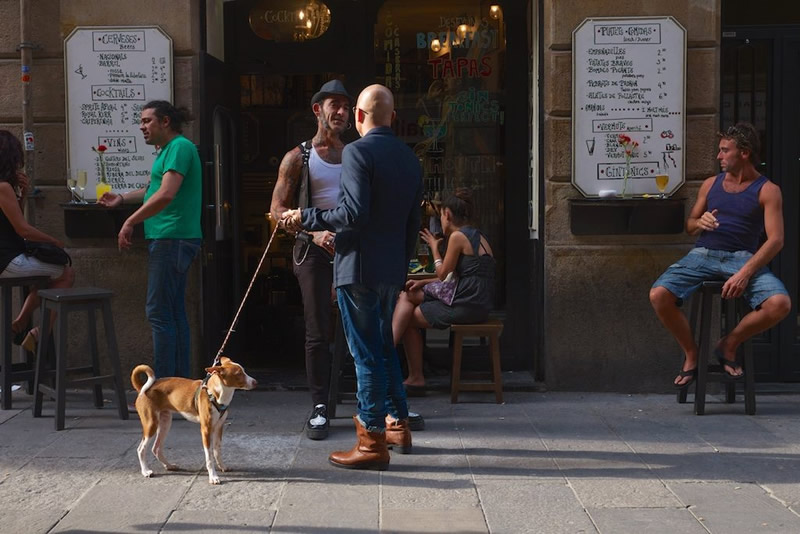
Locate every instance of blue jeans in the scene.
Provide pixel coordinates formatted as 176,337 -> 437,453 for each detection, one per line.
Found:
146,239 -> 201,378
337,283 -> 408,432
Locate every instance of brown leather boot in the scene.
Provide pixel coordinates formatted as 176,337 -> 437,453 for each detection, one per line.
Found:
385,416 -> 412,454
329,416 -> 390,470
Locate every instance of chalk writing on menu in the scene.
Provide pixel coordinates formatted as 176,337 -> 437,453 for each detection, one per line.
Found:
65,27 -> 173,200
572,17 -> 686,197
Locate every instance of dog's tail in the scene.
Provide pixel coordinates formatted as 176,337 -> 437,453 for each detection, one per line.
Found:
131,364 -> 156,395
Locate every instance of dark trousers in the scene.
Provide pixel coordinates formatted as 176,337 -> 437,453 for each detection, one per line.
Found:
293,242 -> 334,406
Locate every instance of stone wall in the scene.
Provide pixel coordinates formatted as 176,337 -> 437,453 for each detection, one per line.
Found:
542,0 -> 721,391
0,0 -> 204,376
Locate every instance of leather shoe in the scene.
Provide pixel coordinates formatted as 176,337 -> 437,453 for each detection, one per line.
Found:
385,416 -> 412,454
329,416 -> 389,470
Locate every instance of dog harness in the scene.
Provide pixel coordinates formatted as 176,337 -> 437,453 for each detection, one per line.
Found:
194,374 -> 228,414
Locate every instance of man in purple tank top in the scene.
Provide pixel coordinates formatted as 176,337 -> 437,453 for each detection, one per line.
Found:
650,122 -> 791,388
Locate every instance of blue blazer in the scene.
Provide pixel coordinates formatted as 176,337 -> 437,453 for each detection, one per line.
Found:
302,126 -> 422,289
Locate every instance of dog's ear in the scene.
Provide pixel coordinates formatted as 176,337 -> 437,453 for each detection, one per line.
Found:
219,356 -> 231,365
205,365 -> 223,375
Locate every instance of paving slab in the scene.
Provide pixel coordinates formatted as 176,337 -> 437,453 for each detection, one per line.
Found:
0,509 -> 64,533
165,510 -> 275,532
381,470 -> 480,510
51,481 -> 188,533
272,478 -> 380,532
0,457 -> 118,510
587,507 -> 706,534
670,481 -> 800,533
477,479 -> 597,534
568,477 -> 684,508
381,507 -> 488,533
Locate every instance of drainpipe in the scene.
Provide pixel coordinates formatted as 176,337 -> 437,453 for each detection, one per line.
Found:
19,0 -> 35,224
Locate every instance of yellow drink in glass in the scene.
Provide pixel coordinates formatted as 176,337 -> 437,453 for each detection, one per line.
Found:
95,181 -> 112,200
655,174 -> 669,198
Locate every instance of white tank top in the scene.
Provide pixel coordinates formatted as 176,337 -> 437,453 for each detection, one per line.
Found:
308,147 -> 341,210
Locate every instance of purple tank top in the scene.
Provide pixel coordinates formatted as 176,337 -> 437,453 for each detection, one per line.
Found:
695,173 -> 769,253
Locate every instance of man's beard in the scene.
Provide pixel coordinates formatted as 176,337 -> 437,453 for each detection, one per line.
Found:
320,115 -> 344,135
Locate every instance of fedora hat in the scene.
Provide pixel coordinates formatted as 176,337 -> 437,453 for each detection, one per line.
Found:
310,79 -> 353,107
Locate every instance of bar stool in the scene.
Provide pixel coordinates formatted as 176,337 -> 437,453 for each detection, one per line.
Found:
450,319 -> 504,403
0,275 -> 49,409
32,287 -> 128,430
677,280 -> 756,415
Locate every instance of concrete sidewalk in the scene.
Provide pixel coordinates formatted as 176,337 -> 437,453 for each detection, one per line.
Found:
1,387 -> 800,533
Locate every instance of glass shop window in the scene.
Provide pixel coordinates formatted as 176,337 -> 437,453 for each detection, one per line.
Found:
375,1 -> 507,302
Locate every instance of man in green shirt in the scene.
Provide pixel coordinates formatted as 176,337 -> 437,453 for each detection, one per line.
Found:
99,100 -> 202,378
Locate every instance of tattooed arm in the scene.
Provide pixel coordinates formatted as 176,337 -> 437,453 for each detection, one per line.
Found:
270,146 -> 304,223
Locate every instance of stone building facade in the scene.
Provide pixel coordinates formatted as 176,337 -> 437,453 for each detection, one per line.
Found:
6,1 -> 794,391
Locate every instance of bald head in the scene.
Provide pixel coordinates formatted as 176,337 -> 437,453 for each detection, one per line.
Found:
354,84 -> 395,135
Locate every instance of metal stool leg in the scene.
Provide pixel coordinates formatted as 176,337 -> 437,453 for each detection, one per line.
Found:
32,306 -> 53,418
678,292 -> 702,404
54,305 -> 68,431
1,286 -> 12,409
739,299 -> 757,415
490,332 -> 503,403
88,305 -> 104,409
450,331 -> 464,403
693,288 -> 713,415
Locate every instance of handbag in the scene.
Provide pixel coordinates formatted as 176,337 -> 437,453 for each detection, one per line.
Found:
423,272 -> 458,306
24,241 -> 72,266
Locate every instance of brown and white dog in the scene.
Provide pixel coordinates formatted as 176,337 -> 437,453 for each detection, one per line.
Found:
130,357 -> 257,484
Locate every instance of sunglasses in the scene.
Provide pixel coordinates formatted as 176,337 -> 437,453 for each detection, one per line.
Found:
352,106 -> 370,116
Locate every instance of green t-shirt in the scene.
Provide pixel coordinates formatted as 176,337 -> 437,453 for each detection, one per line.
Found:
143,135 -> 202,239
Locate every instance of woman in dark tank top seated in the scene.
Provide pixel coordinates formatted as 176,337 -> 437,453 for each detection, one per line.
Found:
392,189 -> 496,389
0,130 -> 74,352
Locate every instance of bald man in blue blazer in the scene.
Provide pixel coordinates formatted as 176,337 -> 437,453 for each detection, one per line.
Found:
283,84 -> 422,470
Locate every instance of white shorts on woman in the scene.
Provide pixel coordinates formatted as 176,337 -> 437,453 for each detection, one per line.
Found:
0,254 -> 64,279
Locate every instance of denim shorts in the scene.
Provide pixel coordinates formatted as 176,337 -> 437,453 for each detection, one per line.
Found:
652,247 -> 788,309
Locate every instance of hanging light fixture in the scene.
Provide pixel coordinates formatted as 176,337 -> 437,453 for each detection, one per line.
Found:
489,5 -> 501,20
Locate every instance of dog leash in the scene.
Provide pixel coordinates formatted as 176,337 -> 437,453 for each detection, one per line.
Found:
211,224 -> 280,367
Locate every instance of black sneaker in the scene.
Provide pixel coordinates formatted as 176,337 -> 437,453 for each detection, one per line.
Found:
306,404 -> 329,440
408,411 -> 425,431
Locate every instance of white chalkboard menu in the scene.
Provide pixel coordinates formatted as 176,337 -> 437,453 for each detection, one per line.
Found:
64,26 -> 173,200
572,17 -> 685,198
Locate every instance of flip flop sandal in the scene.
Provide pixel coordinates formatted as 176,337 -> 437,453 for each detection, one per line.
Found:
12,328 -> 30,346
673,368 -> 697,389
715,348 -> 744,380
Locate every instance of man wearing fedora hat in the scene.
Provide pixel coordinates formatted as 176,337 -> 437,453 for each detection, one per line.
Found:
270,79 -> 353,440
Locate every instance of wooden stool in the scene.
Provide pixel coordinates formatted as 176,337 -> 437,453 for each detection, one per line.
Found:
32,287 -> 128,430
0,275 -> 49,409
677,281 -> 756,415
450,319 -> 504,403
